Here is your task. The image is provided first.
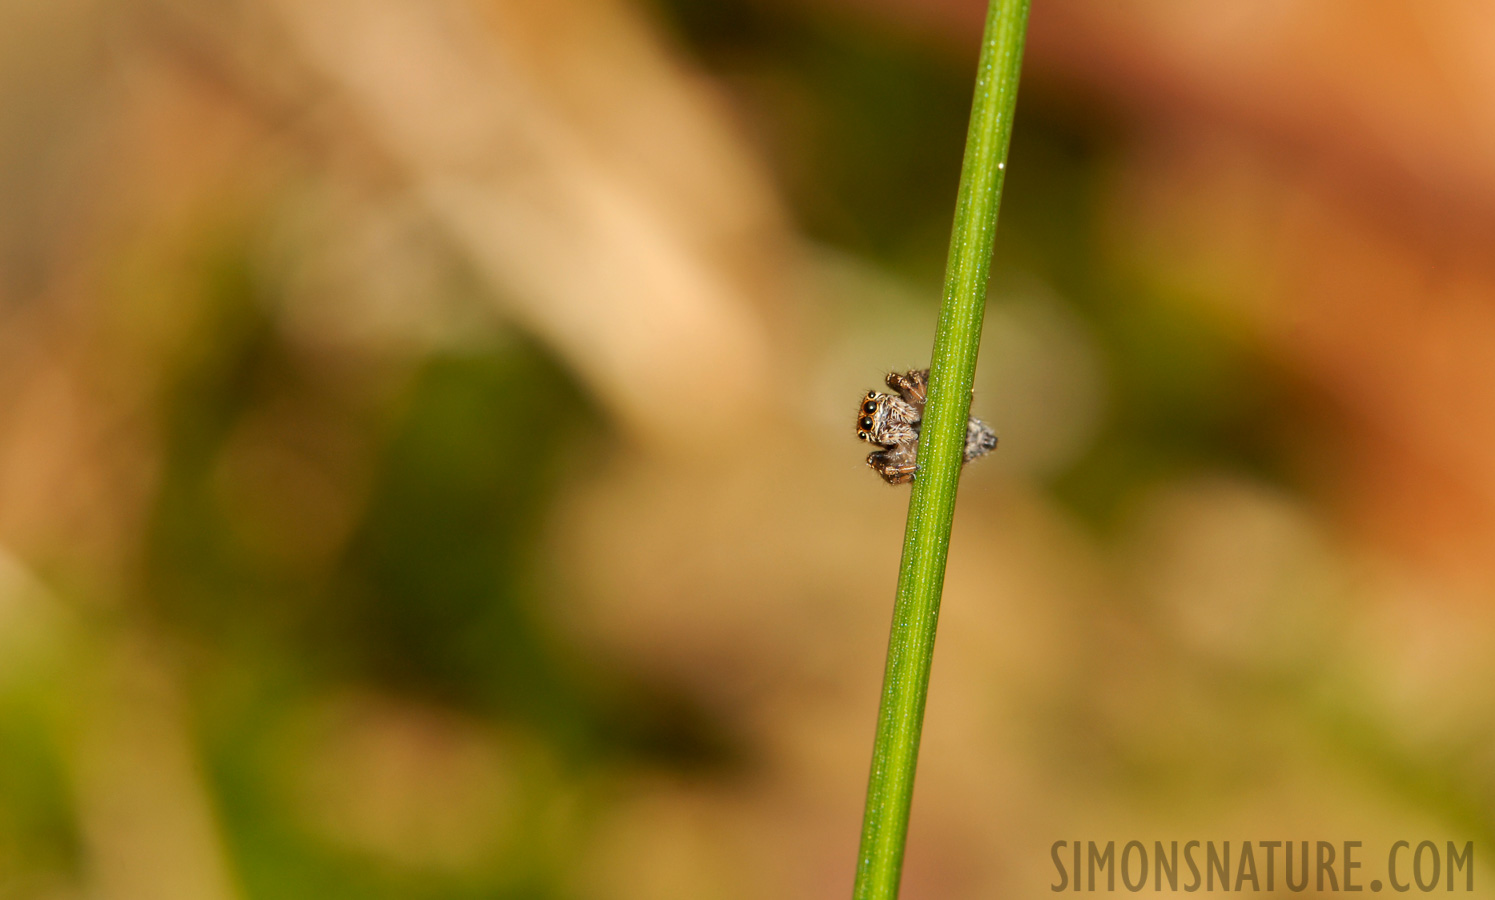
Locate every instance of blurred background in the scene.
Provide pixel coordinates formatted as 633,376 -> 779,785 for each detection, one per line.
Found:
3,0 -> 1495,897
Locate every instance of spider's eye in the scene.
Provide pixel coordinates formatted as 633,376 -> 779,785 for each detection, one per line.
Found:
860,417 -> 873,430
862,401 -> 877,415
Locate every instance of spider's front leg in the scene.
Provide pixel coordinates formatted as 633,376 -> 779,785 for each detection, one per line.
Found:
867,442 -> 919,485
885,368 -> 930,411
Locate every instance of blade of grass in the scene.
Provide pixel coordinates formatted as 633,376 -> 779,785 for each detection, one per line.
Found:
851,1 -> 1029,898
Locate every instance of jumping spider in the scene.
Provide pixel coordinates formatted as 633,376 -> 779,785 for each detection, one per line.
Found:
855,368 -> 997,484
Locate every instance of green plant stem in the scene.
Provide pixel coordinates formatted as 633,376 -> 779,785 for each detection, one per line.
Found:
851,1 -> 1029,898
